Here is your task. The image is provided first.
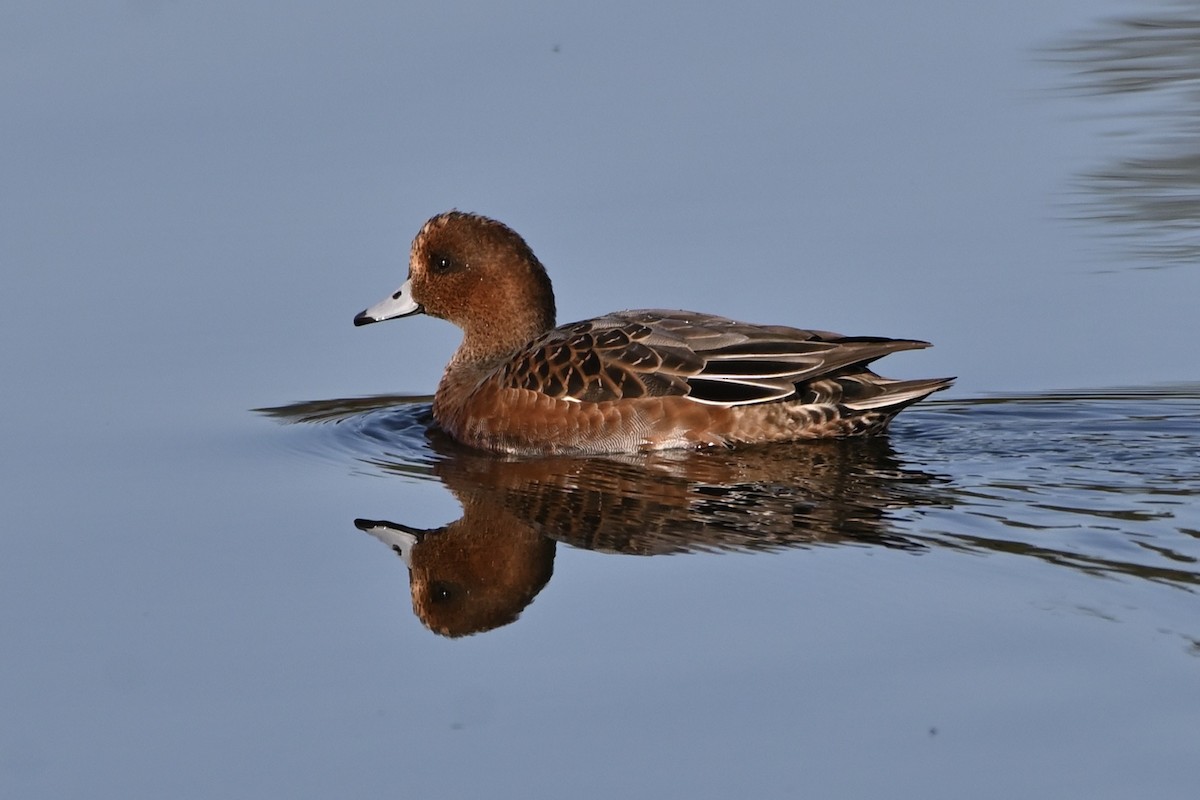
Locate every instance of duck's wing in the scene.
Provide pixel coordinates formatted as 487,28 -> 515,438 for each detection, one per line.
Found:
499,310 -> 942,407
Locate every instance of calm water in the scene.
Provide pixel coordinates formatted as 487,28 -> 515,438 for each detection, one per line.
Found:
4,2 -> 1200,799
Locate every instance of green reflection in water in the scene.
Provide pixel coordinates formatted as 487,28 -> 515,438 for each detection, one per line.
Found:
1049,3 -> 1200,266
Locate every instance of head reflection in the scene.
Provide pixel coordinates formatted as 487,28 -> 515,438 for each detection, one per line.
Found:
355,512 -> 555,639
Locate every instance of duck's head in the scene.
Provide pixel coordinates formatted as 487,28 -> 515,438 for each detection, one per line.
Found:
354,211 -> 557,358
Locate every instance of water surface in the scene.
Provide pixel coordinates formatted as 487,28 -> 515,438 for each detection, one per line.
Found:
4,1 -> 1200,798
262,388 -> 1200,637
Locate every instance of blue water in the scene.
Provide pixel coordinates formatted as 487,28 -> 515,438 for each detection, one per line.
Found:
4,2 -> 1200,799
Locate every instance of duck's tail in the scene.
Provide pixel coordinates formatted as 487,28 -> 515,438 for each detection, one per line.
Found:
840,376 -> 955,413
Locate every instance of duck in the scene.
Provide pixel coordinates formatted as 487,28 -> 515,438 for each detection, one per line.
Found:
354,211 -> 953,455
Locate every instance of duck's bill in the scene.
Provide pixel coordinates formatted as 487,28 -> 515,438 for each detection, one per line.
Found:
354,518 -> 426,567
354,279 -> 422,326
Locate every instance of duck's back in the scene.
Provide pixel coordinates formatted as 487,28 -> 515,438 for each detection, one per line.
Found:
433,310 -> 952,454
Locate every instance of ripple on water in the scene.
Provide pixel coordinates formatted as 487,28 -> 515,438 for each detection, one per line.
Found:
256,394 -> 438,478
257,385 -> 1200,596
901,387 -> 1200,586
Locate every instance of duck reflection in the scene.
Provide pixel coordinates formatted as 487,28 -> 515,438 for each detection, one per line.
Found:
259,391 -> 1200,637
357,433 -> 945,637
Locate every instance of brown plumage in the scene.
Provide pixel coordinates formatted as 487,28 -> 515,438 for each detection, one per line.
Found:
354,211 -> 953,454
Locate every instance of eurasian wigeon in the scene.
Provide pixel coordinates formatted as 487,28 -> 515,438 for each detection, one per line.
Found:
354,211 -> 953,454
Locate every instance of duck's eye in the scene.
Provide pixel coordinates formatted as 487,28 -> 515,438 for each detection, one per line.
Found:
428,581 -> 459,604
428,252 -> 460,274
